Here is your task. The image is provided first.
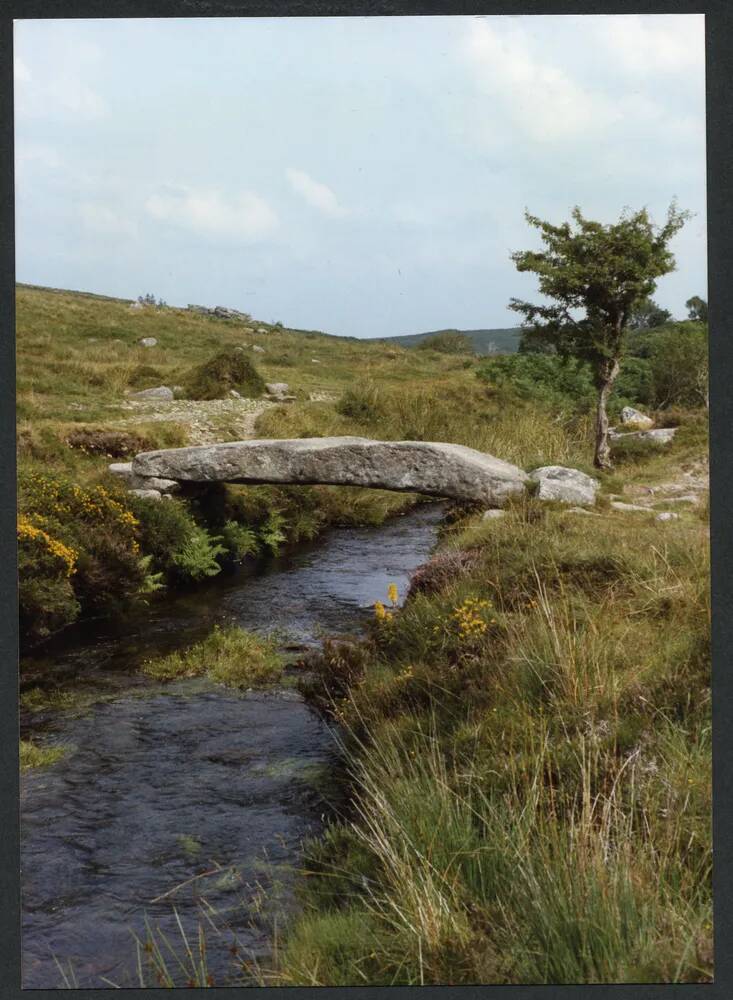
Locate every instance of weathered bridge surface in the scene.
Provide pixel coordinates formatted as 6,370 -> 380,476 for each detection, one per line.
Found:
131,436 -> 529,506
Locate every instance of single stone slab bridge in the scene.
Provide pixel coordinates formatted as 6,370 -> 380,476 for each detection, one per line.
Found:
129,436 -> 529,506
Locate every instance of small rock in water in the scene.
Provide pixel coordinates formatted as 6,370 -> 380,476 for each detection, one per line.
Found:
139,337 -> 158,348
530,466 -> 599,506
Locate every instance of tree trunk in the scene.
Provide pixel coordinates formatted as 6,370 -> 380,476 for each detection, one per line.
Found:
594,357 -> 621,470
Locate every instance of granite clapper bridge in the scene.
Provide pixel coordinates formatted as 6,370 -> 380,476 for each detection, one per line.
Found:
130,436 -> 529,507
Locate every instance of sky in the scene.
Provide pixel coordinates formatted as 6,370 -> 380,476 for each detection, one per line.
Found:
14,15 -> 707,339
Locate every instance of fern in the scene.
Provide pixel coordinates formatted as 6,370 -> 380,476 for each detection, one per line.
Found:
171,527 -> 226,581
260,510 -> 287,555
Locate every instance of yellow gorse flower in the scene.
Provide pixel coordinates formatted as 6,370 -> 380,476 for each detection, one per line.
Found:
17,514 -> 78,576
387,582 -> 399,606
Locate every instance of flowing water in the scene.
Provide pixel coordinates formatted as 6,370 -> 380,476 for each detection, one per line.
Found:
20,503 -> 443,988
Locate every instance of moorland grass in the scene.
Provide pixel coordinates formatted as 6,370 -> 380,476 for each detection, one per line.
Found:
141,624 -> 283,688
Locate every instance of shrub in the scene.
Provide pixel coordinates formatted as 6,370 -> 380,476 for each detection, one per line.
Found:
477,353 -> 595,411
649,324 -> 708,408
127,495 -> 199,579
335,382 -> 384,422
18,473 -> 148,622
183,349 -> 265,400
417,331 -> 474,354
17,514 -> 80,641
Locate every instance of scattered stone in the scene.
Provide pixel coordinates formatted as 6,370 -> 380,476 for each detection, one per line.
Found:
252,345 -> 265,354
256,327 -> 268,335
129,301 -> 144,311
481,509 -> 506,521
611,501 -> 652,513
132,437 -> 530,506
656,511 -> 680,522
612,427 -> 677,445
621,405 -> 654,430
565,506 -> 602,516
229,389 -> 242,399
529,466 -> 599,506
139,337 -> 158,348
130,386 -> 174,401
308,391 -> 337,402
265,382 -> 290,398
128,488 -> 162,500
311,358 -> 321,364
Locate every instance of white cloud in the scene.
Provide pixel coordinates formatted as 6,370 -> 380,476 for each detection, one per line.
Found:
285,167 -> 348,217
464,20 -> 620,144
596,14 -> 704,76
80,202 -> 137,238
145,186 -> 279,242
14,40 -> 107,120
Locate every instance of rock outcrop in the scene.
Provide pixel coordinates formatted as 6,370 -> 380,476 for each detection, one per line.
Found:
620,406 -> 654,430
529,465 -> 599,505
131,437 -> 529,506
610,427 -> 677,445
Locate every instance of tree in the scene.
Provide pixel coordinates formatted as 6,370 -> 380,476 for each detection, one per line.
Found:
627,297 -> 673,330
686,295 -> 708,323
509,203 -> 689,469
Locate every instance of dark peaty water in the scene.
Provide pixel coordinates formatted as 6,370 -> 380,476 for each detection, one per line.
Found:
20,503 -> 443,988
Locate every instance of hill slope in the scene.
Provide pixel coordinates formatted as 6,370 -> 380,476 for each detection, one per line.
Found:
371,326 -> 522,354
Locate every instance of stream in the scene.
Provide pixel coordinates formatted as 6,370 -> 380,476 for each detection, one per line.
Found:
20,503 -> 444,988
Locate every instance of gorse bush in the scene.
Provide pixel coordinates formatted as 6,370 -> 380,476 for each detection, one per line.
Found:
17,472 -> 152,638
182,349 -> 265,400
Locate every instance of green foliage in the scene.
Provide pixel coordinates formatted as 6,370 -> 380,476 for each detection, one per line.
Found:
649,323 -> 708,408
128,495 -> 198,579
686,295 -> 708,323
416,330 -> 475,355
509,203 -> 689,369
183,349 -> 265,400
142,624 -> 282,687
477,353 -> 595,410
170,526 -> 227,582
220,520 -> 259,562
509,202 -> 689,467
627,297 -> 673,330
18,472 -> 148,635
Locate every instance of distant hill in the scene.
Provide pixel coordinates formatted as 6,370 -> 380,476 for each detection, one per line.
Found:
371,327 -> 522,355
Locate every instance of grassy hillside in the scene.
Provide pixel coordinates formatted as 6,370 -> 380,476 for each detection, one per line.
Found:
372,326 -> 522,354
16,283 -> 711,985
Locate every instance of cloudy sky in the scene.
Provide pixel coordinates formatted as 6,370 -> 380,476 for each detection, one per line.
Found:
14,15 -> 706,338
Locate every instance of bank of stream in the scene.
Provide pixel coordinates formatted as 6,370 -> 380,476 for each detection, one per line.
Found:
20,502 -> 445,988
